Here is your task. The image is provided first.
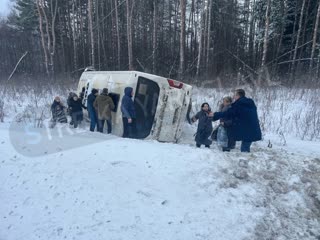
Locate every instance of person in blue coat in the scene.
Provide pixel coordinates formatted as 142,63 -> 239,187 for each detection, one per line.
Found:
213,89 -> 262,152
121,87 -> 137,138
87,88 -> 99,132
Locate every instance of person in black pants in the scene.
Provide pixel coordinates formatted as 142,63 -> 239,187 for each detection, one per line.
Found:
121,87 -> 137,138
87,88 -> 99,132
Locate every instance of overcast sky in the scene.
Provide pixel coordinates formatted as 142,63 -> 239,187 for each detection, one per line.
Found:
0,0 -> 13,17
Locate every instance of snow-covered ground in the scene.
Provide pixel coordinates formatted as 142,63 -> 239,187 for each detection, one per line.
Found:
1,85 -> 320,239
1,120 -> 320,240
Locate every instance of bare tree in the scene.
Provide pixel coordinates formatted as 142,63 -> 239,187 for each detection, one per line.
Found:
291,0 -> 306,78
196,0 -> 206,77
261,0 -> 271,70
50,0 -> 58,73
248,0 -> 256,68
179,0 -> 186,80
114,0 -> 121,70
206,0 -> 213,75
126,0 -> 134,70
310,0 -> 320,73
88,0 -> 95,67
153,0 -> 159,74
273,0 -> 287,75
72,0 -> 77,71
36,0 -> 49,75
38,0 -> 57,74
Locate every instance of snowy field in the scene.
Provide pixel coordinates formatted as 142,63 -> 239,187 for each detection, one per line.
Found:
1,86 -> 320,239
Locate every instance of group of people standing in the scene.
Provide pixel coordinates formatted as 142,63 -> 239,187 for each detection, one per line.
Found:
51,93 -> 85,129
192,89 -> 262,153
51,87 -> 261,152
50,87 -> 137,138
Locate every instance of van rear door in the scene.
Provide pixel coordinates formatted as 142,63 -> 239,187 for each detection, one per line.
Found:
156,88 -> 188,142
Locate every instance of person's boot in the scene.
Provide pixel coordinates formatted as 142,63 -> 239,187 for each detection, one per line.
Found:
205,145 -> 210,148
222,147 -> 230,152
196,144 -> 201,148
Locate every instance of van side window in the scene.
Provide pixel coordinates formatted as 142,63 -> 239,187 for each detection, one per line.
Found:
108,93 -> 120,112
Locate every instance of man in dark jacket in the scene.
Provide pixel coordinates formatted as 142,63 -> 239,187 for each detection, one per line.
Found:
67,92 -> 76,125
213,89 -> 262,152
69,94 -> 85,128
87,88 -> 99,132
121,87 -> 137,138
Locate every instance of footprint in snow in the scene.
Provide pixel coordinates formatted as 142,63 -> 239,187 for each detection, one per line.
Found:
137,190 -> 152,198
110,161 -> 128,166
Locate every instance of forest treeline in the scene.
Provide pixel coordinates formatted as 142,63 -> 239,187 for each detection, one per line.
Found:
1,0 -> 320,86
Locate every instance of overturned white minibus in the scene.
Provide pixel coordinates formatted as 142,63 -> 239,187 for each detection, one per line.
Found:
77,71 -> 192,142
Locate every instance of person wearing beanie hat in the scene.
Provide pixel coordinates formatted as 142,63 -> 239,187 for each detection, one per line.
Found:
102,88 -> 108,94
87,88 -> 99,131
121,87 -> 137,138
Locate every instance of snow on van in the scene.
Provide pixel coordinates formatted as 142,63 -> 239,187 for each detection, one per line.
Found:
77,71 -> 192,142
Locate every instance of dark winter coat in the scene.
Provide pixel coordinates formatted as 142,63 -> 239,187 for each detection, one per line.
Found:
121,87 -> 136,119
87,93 -> 97,115
67,93 -> 76,107
69,98 -> 84,121
193,110 -> 213,145
94,93 -> 115,120
51,101 -> 67,123
213,96 -> 262,142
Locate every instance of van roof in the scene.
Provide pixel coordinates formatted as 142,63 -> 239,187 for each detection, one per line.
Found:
83,70 -> 160,78
82,71 -> 192,88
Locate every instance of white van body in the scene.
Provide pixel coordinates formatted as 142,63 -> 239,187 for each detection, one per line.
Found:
77,71 -> 192,142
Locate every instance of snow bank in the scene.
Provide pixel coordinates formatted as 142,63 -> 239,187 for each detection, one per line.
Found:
1,122 -> 320,239
1,82 -> 320,239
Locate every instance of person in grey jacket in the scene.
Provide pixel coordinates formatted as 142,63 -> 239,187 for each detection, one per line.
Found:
94,88 -> 115,133
218,96 -> 235,152
121,87 -> 137,138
